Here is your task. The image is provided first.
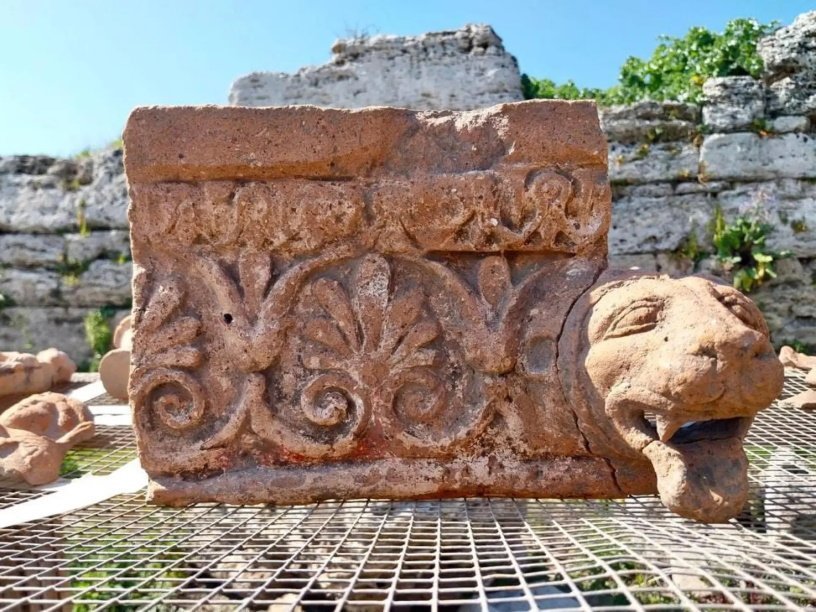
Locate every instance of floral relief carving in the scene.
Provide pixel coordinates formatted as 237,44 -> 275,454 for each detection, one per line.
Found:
130,271 -> 205,435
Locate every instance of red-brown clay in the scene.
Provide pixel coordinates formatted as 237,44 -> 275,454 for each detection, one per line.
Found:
0,392 -> 95,485
99,315 -> 133,400
779,345 -> 816,371
123,102 -> 783,522
0,349 -> 76,404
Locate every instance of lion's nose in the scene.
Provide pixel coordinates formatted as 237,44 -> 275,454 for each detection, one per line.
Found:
691,326 -> 768,363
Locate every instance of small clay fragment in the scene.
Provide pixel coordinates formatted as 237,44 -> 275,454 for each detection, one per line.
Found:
787,390 -> 816,410
779,345 -> 816,371
0,392 -> 94,485
0,349 -> 76,398
806,368 -> 816,387
99,315 -> 133,401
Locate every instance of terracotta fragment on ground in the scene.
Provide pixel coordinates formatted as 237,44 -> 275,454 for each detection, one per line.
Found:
0,349 -> 76,407
99,315 -> 133,401
123,102 -> 783,522
0,392 -> 95,485
779,345 -> 816,371
786,390 -> 816,409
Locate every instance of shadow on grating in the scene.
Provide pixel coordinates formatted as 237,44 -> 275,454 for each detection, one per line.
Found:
0,373 -> 813,610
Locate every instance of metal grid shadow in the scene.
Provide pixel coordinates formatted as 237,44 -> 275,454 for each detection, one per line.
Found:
0,372 -> 813,610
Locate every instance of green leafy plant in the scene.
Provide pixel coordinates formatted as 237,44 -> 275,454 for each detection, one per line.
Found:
522,18 -> 778,105
520,74 -> 607,101
711,206 -> 785,293
781,339 -> 813,354
57,256 -> 90,286
83,309 -> 114,372
76,198 -> 90,236
675,230 -> 704,265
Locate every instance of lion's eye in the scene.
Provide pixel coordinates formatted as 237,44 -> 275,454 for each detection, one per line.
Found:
604,301 -> 662,339
718,292 -> 768,335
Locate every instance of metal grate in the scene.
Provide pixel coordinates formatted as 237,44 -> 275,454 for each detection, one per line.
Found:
59,426 -> 136,480
0,373 -> 814,610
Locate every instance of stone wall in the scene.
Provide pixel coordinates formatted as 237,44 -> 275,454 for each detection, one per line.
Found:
1,13 -> 815,364
229,25 -> 524,110
605,11 -> 816,348
0,149 -> 131,364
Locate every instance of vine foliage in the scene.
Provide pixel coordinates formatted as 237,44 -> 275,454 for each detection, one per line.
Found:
522,18 -> 778,105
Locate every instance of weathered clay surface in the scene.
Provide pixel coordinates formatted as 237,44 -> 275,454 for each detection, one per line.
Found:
787,389 -> 816,409
560,272 -> 783,522
0,349 -> 76,399
779,345 -> 816,370
0,392 -> 94,485
124,101 -> 782,522
99,315 -> 132,400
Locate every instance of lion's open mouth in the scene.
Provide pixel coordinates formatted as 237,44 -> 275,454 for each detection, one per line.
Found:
649,414 -> 753,445
602,385 -> 760,523
638,413 -> 754,523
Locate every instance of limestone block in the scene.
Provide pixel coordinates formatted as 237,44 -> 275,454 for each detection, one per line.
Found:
122,101 -> 782,523
601,101 -> 699,144
79,148 -> 128,229
601,100 -> 700,123
700,133 -> 816,181
230,25 -> 523,110
654,253 -> 695,276
752,282 -> 816,346
609,193 -> 712,254
612,183 -> 673,198
674,181 -> 730,195
60,260 -> 133,307
759,11 -> 816,115
0,308 -> 97,363
0,173 -> 78,233
702,77 -> 764,131
609,142 -> 699,184
65,230 -> 130,263
770,116 -> 810,133
0,156 -> 56,175
0,234 -> 65,268
0,268 -> 61,306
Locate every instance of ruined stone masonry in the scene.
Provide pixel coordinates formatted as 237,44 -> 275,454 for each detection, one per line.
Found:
2,14 -> 816,360
124,102 -> 782,521
229,25 -> 524,110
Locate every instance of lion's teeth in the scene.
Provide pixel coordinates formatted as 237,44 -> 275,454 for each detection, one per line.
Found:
655,415 -> 684,442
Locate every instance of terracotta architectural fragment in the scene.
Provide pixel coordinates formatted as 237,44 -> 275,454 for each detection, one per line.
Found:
779,345 -> 816,371
0,392 -> 94,485
124,102 -> 783,522
99,315 -> 133,400
0,349 -> 76,408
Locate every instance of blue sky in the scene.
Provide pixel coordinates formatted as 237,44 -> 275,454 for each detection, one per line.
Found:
1,1 -> 812,156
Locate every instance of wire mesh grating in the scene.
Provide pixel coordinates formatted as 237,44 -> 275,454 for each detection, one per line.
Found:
0,372 -> 814,610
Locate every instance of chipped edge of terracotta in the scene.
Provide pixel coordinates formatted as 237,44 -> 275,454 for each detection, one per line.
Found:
147,456 -> 656,506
